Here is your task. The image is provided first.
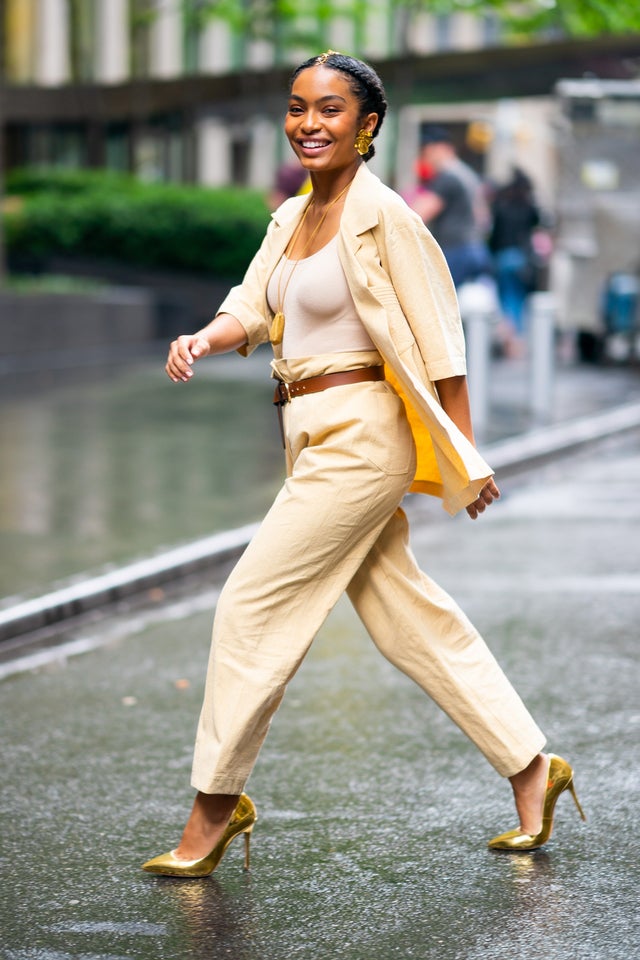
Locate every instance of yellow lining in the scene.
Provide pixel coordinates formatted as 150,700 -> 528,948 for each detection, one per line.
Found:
384,364 -> 445,496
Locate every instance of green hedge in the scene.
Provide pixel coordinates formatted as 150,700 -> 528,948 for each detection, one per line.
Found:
4,169 -> 271,281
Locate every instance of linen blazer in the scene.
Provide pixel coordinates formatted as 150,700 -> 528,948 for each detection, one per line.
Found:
217,163 -> 493,515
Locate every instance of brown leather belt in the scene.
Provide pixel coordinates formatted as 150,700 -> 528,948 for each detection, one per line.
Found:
273,366 -> 384,406
272,366 -> 385,446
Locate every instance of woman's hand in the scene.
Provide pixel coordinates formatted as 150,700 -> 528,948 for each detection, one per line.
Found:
165,314 -> 248,383
434,374 -> 501,520
466,477 -> 501,520
166,335 -> 211,382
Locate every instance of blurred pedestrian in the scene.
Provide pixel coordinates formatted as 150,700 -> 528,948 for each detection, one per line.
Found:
142,52 -> 584,880
267,160 -> 311,211
410,125 -> 492,287
489,168 -> 541,350
400,152 -> 435,207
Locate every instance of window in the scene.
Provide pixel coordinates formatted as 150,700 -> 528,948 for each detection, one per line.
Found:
106,124 -> 130,172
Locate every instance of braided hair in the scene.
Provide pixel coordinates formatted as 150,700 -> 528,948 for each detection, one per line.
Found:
289,52 -> 388,162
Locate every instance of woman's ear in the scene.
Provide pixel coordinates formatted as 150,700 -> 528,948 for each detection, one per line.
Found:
363,112 -> 378,134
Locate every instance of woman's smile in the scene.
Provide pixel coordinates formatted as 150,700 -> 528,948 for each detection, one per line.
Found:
298,137 -> 332,155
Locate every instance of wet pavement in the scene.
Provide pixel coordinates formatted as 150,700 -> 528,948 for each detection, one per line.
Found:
2,429 -> 640,959
0,346 -> 284,606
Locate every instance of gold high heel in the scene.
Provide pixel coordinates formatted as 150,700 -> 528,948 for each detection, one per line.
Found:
142,793 -> 257,877
488,754 -> 586,852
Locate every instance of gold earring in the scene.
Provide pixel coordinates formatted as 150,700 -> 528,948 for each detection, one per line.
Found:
354,129 -> 373,156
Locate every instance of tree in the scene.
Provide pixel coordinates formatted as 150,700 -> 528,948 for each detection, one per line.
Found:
181,0 -> 355,52
181,0 -> 640,43
436,0 -> 640,38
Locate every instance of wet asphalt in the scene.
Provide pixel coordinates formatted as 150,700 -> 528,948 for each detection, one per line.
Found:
2,421 -> 640,959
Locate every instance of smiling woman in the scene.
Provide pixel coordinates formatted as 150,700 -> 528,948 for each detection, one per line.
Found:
267,54 -> 385,341
286,53 -> 382,172
141,52 -> 583,881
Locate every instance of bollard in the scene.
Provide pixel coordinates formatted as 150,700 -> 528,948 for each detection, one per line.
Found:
459,281 -> 495,442
528,291 -> 556,423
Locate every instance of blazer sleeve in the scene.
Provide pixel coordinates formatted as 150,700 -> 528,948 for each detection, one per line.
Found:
374,203 -> 467,382
215,218 -> 277,355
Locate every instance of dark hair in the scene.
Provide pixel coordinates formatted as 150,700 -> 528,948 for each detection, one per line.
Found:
420,124 -> 453,147
289,52 -> 388,162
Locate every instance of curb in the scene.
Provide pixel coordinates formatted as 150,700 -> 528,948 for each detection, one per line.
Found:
2,401 -> 640,645
0,523 -> 258,645
483,401 -> 640,474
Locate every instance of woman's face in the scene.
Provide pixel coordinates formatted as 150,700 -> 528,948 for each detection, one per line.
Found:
285,65 -> 377,175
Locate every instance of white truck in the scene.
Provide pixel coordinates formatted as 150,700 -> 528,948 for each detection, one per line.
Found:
552,78 -> 640,362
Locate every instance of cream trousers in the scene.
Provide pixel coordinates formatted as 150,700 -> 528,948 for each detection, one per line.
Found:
191,353 -> 545,793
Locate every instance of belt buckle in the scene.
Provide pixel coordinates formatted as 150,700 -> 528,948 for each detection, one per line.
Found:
276,380 -> 292,404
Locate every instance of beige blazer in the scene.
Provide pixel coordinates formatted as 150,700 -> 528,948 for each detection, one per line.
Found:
218,163 -> 493,515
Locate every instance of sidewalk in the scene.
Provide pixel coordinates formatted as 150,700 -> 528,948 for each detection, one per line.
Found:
487,352 -> 640,438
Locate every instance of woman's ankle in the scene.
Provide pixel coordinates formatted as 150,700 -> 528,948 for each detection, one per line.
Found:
176,792 -> 240,860
193,791 -> 240,824
509,752 -> 548,834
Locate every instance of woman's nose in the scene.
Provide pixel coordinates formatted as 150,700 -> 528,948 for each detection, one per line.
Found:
300,110 -> 320,131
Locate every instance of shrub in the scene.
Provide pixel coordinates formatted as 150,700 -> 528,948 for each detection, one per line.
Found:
4,168 -> 272,281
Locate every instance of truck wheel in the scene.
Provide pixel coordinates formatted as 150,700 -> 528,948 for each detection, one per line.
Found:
577,331 -> 604,364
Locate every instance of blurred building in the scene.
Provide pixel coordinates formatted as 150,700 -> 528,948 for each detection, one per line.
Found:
2,0 -> 505,190
2,1 -> 638,200
4,0 -> 504,87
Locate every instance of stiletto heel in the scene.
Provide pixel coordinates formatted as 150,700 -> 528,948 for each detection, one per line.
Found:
142,794 -> 257,877
488,754 -> 586,852
243,827 -> 252,870
567,780 -> 586,822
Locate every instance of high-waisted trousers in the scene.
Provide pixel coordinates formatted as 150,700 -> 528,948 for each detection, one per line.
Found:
191,353 -> 545,794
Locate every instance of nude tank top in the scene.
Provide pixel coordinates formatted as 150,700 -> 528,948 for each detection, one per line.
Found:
267,235 -> 376,358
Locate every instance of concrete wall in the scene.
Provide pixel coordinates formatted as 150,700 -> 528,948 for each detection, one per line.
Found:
0,287 -> 154,360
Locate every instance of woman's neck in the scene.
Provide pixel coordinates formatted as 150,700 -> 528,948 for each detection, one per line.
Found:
309,161 -> 362,205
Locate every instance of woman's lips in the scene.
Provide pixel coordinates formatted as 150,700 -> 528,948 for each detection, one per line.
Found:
298,139 -> 331,155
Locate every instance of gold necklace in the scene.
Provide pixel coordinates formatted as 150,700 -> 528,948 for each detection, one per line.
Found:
270,179 -> 352,345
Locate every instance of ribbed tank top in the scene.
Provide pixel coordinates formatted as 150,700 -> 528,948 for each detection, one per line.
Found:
267,235 -> 376,357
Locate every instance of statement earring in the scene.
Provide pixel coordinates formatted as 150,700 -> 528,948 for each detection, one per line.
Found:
354,129 -> 373,156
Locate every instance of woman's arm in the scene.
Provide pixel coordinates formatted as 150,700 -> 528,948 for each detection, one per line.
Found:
166,206 -> 288,381
165,313 -> 248,383
436,374 -> 500,519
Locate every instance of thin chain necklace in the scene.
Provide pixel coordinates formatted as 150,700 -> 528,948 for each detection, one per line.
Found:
270,178 -> 352,345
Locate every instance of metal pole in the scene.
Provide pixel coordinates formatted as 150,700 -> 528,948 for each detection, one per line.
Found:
528,291 -> 556,423
464,304 -> 492,442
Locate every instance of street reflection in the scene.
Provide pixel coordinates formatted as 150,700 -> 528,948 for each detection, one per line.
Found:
150,874 -> 261,960
500,852 -> 569,945
507,849 -> 554,884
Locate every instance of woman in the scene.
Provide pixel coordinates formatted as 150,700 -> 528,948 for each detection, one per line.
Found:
142,53 -> 584,878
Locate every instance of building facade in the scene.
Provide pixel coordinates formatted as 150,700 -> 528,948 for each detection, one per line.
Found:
5,0 -> 501,86
2,0 -> 506,190
2,1 -> 638,207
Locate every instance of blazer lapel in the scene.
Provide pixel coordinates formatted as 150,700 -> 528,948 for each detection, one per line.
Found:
341,165 -> 382,253
269,195 -> 311,264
